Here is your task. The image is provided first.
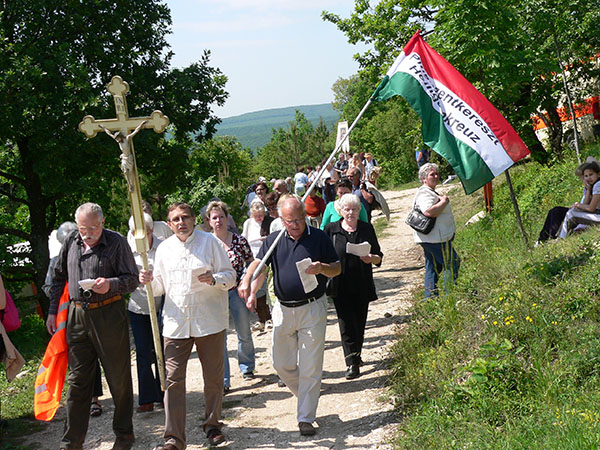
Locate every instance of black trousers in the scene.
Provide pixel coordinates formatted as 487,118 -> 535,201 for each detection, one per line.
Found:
333,296 -> 369,366
61,300 -> 133,449
538,206 -> 569,241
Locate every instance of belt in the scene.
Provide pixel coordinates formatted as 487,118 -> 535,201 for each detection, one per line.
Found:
279,296 -> 320,308
72,295 -> 122,311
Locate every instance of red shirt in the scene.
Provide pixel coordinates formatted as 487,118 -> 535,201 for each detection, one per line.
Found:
305,195 -> 326,217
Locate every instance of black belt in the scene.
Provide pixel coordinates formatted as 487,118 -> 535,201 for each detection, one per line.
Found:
279,296 -> 320,308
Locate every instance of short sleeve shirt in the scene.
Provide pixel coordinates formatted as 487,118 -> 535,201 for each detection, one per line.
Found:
257,226 -> 339,301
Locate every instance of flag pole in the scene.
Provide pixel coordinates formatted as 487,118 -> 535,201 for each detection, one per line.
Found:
251,97 -> 375,280
504,168 -> 529,247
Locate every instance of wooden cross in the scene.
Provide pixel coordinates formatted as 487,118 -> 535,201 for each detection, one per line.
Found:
78,75 -> 168,389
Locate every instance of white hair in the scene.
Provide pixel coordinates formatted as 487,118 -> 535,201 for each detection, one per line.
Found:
418,163 -> 439,181
74,202 -> 104,222
338,193 -> 361,210
129,212 -> 154,233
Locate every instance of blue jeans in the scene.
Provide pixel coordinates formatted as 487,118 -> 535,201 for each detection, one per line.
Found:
420,240 -> 460,298
128,310 -> 163,405
224,289 -> 255,387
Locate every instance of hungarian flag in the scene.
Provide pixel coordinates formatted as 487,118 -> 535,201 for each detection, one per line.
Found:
372,31 -> 529,194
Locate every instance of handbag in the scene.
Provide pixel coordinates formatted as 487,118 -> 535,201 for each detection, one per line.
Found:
1,291 -> 21,332
406,195 -> 436,234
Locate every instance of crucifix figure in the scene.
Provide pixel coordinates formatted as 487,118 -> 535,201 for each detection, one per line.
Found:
78,75 -> 169,390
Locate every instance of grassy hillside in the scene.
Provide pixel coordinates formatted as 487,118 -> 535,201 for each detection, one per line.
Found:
392,143 -> 600,448
215,103 -> 340,151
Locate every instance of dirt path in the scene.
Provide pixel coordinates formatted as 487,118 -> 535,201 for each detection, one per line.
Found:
22,188 -> 427,450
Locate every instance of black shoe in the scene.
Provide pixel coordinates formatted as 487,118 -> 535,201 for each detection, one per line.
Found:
277,377 -> 286,388
207,428 -> 226,446
345,364 -> 360,380
298,421 -> 316,436
224,386 -> 230,395
243,371 -> 254,381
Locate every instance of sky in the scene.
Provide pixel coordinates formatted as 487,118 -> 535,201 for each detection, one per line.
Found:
166,0 -> 368,118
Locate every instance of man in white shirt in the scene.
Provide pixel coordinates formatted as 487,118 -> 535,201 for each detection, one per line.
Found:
139,202 -> 236,449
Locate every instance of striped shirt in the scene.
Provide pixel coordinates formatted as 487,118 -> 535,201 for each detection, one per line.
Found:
48,229 -> 139,314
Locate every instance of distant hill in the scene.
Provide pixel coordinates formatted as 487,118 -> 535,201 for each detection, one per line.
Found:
215,103 -> 340,151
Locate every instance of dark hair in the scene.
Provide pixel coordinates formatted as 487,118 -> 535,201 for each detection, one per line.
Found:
336,178 -> 352,190
254,181 -> 269,193
167,202 -> 195,220
579,161 -> 600,175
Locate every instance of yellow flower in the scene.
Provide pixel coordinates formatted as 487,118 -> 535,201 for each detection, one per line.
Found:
526,316 -> 533,323
493,321 -> 498,326
480,314 -> 485,320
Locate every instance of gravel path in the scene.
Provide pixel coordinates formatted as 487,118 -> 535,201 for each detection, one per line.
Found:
22,188 -> 426,450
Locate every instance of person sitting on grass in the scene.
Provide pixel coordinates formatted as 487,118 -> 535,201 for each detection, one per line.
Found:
558,160 -> 600,239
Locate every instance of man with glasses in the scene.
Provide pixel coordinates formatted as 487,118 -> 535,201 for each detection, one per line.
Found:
139,202 -> 235,449
47,202 -> 139,450
239,196 -> 341,437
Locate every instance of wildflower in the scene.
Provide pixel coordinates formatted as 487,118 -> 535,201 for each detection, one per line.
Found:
526,316 -> 533,323
480,314 -> 485,320
552,321 -> 558,325
493,321 -> 498,326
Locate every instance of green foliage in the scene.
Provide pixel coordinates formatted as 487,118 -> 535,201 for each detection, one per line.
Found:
253,111 -> 333,179
0,1 -> 228,310
323,0 -> 600,164
390,142 -> 600,448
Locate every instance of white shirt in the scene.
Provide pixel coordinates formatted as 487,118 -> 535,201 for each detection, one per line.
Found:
128,234 -> 163,315
242,218 -> 264,257
151,230 -> 235,339
413,185 -> 456,243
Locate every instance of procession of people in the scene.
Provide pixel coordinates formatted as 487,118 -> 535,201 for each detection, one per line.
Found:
30,146 -> 409,449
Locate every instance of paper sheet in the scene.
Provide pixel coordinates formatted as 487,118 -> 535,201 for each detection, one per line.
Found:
346,241 -> 371,257
295,257 -> 318,293
78,278 -> 96,290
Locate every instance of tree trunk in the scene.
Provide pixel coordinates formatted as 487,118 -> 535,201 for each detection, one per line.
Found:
18,138 -> 52,316
541,98 -> 564,159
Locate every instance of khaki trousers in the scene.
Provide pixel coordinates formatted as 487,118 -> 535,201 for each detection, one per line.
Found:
271,295 -> 327,423
163,331 -> 225,450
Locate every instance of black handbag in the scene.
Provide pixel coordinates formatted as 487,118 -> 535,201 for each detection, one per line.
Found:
406,204 -> 436,234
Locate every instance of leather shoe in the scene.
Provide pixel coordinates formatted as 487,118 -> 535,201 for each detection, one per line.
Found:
207,428 -> 226,446
152,444 -> 177,450
137,403 -> 154,413
243,371 -> 254,381
112,434 -> 135,450
298,421 -> 316,436
345,364 -> 360,380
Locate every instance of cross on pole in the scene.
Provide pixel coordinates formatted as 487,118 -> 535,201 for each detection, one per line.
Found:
78,75 -> 169,390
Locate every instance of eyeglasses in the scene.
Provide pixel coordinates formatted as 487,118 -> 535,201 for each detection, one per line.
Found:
282,217 -> 304,226
78,224 -> 101,233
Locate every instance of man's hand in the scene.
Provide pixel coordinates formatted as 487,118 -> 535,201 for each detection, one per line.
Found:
305,261 -> 323,275
93,277 -> 110,295
46,314 -> 57,335
197,270 -> 215,285
139,269 -> 153,284
245,293 -> 257,312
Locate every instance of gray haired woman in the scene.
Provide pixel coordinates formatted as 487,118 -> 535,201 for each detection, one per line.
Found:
412,163 -> 460,298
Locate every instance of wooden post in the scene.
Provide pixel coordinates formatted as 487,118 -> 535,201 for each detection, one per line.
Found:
78,75 -> 169,390
483,181 -> 493,213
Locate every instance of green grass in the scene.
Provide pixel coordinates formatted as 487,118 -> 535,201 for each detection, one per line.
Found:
390,143 -> 600,448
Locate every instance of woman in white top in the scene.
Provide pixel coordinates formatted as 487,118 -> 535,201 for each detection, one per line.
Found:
412,163 -> 460,298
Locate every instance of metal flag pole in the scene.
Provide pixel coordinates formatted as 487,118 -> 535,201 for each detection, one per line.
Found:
251,97 -> 375,279
78,76 -> 168,390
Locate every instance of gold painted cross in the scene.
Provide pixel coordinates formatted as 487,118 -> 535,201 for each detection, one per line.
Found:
78,75 -> 168,389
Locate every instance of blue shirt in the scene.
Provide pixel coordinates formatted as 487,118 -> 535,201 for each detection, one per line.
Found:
257,226 -> 339,302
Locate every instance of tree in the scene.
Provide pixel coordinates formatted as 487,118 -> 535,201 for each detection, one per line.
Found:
254,111 -> 332,179
323,0 -> 600,163
0,1 -> 228,313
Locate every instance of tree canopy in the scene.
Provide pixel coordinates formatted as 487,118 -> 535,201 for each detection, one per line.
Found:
0,0 -> 228,311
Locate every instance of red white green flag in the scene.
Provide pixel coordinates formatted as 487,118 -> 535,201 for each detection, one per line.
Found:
372,31 -> 530,194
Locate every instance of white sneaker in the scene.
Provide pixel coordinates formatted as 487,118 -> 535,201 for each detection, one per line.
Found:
265,320 -> 273,329
251,322 -> 264,332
